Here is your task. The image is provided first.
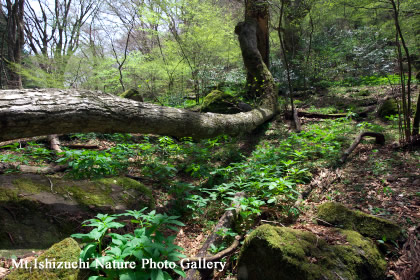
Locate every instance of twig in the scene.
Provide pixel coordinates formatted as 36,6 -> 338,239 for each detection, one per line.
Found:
48,177 -> 54,193
315,217 -> 334,227
261,219 -> 285,227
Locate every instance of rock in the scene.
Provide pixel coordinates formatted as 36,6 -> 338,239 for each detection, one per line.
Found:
120,88 -> 143,102
6,238 -> 83,280
0,174 -> 154,251
317,202 -> 402,240
357,89 -> 370,96
238,225 -> 386,280
201,90 -> 250,114
413,178 -> 420,186
378,99 -> 398,119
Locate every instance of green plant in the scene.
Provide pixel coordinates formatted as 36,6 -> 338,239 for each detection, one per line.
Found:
57,144 -> 136,179
72,209 -> 186,280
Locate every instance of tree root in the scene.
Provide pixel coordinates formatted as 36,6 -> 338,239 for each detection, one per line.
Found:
180,192 -> 245,280
339,132 -> 385,164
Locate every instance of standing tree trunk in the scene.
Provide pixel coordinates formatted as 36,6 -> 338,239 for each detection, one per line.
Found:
244,0 -> 270,100
0,17 -> 278,142
2,0 -> 24,89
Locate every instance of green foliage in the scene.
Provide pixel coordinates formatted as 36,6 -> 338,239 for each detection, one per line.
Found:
72,209 -> 186,280
57,144 -> 136,179
0,142 -> 53,165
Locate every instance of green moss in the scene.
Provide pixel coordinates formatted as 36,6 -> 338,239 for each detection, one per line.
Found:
6,238 -> 82,280
68,182 -> 114,207
339,230 -> 387,279
378,99 -> 398,119
238,225 -> 386,280
317,202 -> 402,241
96,177 -> 155,209
201,90 -> 242,114
12,178 -> 48,194
120,88 -> 143,102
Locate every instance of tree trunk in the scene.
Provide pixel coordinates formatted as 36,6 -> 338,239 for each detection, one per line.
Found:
244,0 -> 270,100
3,0 -> 25,89
0,20 -> 277,142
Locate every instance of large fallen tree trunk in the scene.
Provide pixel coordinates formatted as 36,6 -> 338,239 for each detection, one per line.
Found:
0,22 -> 277,142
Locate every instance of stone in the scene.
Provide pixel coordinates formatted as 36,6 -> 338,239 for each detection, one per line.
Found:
238,224 -> 386,280
201,90 -> 250,114
6,238 -> 83,280
378,99 -> 398,119
120,88 -> 143,102
317,202 -> 402,241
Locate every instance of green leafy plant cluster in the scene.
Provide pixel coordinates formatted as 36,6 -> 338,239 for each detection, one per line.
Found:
72,209 -> 186,280
57,144 -> 137,179
0,141 -> 53,165
184,118 -> 355,224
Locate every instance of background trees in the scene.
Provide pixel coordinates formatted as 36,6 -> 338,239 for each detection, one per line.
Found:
0,0 -> 418,139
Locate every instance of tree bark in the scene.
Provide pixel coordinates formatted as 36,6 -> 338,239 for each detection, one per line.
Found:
0,20 -> 277,142
244,0 -> 270,100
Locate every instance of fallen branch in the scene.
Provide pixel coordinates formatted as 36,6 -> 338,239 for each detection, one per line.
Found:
286,110 -> 347,119
62,144 -> 100,149
339,132 -> 385,164
181,192 -> 245,280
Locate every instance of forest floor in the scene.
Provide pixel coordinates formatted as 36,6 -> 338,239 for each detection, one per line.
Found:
0,85 -> 419,279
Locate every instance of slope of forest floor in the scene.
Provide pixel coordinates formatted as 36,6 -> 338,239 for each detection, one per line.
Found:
0,85 -> 419,279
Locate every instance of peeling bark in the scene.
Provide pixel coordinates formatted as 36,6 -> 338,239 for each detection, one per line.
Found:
0,20 -> 277,142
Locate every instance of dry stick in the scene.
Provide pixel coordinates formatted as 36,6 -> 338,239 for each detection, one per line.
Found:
181,192 -> 245,280
339,132 -> 385,164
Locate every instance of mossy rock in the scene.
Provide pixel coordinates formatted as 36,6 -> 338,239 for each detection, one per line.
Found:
6,238 -> 83,280
378,99 -> 398,119
2,175 -> 154,210
317,202 -> 402,241
0,175 -> 154,251
357,89 -> 370,97
237,225 -> 386,280
201,90 -> 248,114
120,88 -> 143,102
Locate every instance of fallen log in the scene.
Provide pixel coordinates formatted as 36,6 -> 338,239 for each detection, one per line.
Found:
0,163 -> 68,174
181,192 -> 245,280
339,132 -> 385,164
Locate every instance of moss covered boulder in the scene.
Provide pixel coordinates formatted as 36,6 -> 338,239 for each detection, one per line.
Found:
120,88 -> 143,102
6,238 -> 82,280
0,174 -> 154,251
237,225 -> 386,280
378,99 -> 398,119
317,202 -> 402,241
201,90 -> 251,114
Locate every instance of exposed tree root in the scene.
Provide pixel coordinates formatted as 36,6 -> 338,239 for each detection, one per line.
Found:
339,132 -> 385,164
47,134 -> 62,152
181,192 -> 245,280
